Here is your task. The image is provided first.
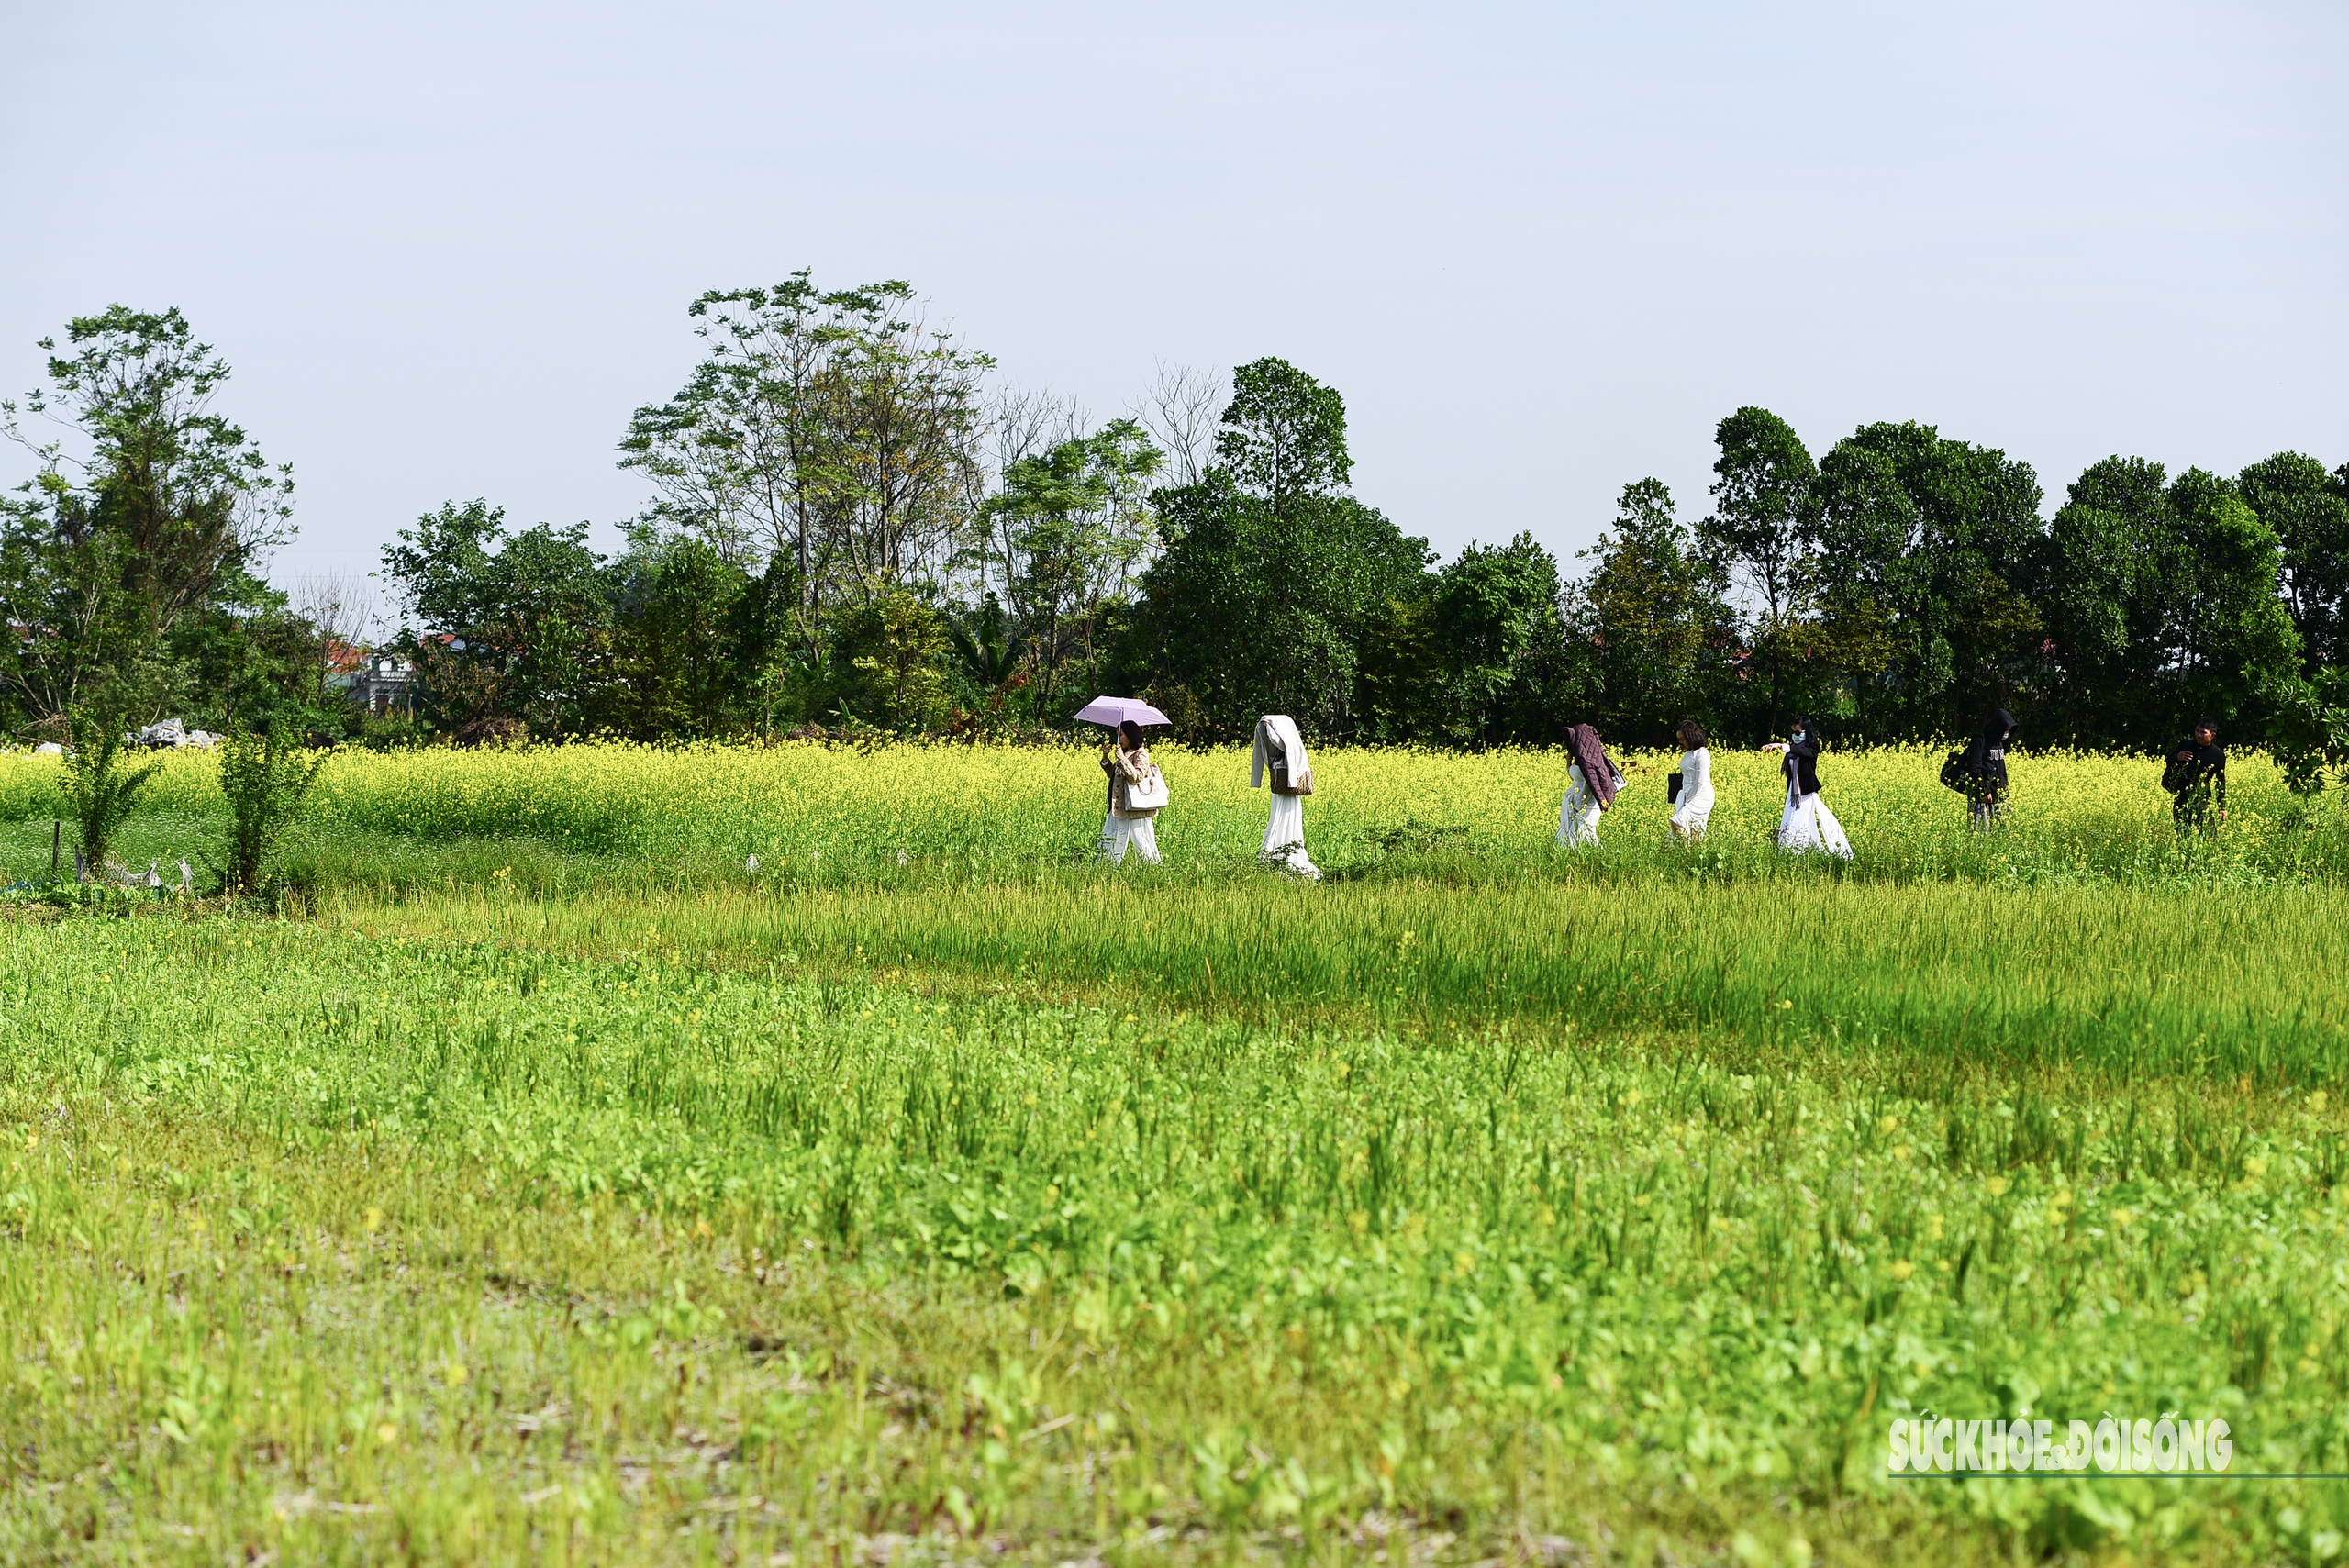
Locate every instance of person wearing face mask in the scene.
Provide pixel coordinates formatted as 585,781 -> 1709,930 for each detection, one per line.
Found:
1963,707 -> 2017,830
1763,717 -> 1852,859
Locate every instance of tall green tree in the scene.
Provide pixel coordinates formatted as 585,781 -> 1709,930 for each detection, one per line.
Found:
1359,534 -> 1578,747
1698,407 -> 1816,730
1806,422 -> 2043,738
618,275 -> 990,656
977,418 -> 1163,711
2165,467 -> 2301,726
1127,359 -> 1427,736
601,534 -> 748,739
2034,459 -> 2299,744
834,585 -> 951,731
381,501 -> 611,738
1569,480 -> 1736,745
2238,450 -> 2349,672
0,306 -> 296,729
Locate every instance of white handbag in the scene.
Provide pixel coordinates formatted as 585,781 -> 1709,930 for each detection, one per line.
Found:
1125,766 -> 1169,812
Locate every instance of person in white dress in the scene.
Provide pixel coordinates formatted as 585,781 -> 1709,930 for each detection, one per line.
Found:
1764,717 -> 1852,859
1249,714 -> 1320,878
1556,723 -> 1623,847
1098,720 -> 1163,864
1669,719 -> 1714,840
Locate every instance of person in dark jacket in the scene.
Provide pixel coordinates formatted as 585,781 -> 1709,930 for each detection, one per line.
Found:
1964,707 -> 2017,829
2165,717 -> 2227,836
1764,717 -> 1851,857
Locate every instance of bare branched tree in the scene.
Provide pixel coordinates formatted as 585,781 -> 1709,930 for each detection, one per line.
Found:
1132,361 -> 1227,489
294,572 -> 377,649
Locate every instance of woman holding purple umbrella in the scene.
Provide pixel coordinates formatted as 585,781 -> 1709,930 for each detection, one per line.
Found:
1076,696 -> 1172,866
1098,719 -> 1164,864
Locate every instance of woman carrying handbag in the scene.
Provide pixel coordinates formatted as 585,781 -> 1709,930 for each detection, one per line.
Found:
1099,719 -> 1165,865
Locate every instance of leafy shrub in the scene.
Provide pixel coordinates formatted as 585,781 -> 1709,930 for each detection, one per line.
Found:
217,727 -> 334,892
61,710 -> 163,875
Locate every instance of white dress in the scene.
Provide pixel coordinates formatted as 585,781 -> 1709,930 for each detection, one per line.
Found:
1671,748 -> 1714,836
1252,715 -> 1320,878
1261,791 -> 1319,878
1557,762 -> 1603,846
1777,772 -> 1852,859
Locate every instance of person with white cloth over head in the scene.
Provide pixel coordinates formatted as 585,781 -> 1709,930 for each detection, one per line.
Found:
1765,716 -> 1852,859
1250,714 -> 1320,878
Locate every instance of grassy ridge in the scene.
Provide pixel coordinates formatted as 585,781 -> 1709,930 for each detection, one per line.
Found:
339,877 -> 2349,1083
6,916 -> 2347,1562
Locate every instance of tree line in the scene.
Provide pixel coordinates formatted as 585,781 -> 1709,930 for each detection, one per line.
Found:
6,287 -> 2347,777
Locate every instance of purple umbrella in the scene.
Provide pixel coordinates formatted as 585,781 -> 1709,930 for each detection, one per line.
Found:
1074,695 -> 1172,728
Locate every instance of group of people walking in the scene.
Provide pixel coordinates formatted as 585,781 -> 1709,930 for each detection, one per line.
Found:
1553,706 -> 2235,854
1095,704 -> 2234,872
1557,717 -> 1852,857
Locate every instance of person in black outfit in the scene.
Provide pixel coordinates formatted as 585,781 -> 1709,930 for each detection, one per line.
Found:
2164,716 -> 2227,836
1964,707 -> 2017,830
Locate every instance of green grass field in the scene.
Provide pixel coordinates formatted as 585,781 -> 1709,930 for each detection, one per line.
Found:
5,742 -> 2348,1564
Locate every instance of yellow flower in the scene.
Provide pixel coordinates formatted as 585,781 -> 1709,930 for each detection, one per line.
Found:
362,1207 -> 385,1233
2113,1208 -> 2133,1227
1876,1114 -> 1900,1136
447,1362 -> 470,1385
2311,1090 -> 2331,1113
1985,1176 -> 2010,1197
1889,1260 -> 1913,1281
2245,1155 -> 2270,1178
376,1421 -> 400,1445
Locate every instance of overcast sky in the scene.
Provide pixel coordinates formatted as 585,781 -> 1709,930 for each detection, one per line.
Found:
4,1 -> 2343,617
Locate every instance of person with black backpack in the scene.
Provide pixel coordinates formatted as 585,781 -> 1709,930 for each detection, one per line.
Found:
1959,708 -> 2016,830
2164,717 -> 2227,837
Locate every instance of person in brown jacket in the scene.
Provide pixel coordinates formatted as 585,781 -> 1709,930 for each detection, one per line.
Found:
1098,719 -> 1163,864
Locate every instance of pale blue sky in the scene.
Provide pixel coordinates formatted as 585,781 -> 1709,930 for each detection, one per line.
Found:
4,1 -> 2343,607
